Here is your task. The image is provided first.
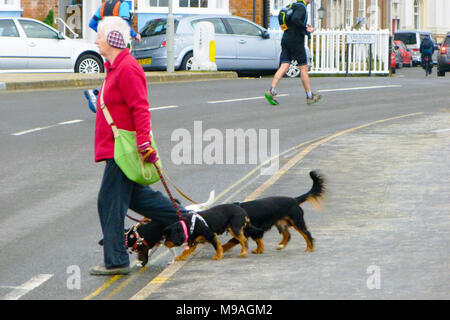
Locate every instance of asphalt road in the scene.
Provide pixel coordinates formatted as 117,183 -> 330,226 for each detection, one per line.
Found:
0,67 -> 448,300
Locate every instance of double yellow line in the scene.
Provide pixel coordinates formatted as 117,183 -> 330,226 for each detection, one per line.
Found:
83,112 -> 423,300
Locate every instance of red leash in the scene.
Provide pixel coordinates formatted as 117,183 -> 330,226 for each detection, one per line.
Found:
153,163 -> 184,220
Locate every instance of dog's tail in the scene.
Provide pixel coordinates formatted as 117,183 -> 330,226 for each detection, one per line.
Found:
295,171 -> 326,211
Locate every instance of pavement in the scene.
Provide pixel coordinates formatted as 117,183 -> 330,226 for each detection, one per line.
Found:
0,71 -> 238,91
144,111 -> 450,300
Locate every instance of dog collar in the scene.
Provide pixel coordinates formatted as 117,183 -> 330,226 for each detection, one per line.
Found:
180,220 -> 189,243
125,224 -> 148,252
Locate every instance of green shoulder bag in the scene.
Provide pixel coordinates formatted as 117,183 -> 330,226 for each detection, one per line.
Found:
99,82 -> 162,185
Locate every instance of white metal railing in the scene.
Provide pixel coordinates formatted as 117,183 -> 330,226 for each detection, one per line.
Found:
269,29 -> 390,75
55,17 -> 79,39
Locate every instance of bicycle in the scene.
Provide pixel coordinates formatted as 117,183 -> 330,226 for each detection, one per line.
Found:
423,56 -> 433,76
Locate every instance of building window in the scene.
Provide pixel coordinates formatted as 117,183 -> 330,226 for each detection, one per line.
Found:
369,0 -> 378,30
179,0 -> 208,8
345,0 -> 353,28
0,0 -> 20,9
273,0 -> 290,11
358,0 -> 365,18
137,0 -> 227,12
414,0 -> 420,29
148,0 -> 168,6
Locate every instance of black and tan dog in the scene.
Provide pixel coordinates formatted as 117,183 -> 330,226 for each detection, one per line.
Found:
162,204 -> 263,261
222,171 -> 326,254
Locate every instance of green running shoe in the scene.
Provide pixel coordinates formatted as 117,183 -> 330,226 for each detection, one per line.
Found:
265,89 -> 279,105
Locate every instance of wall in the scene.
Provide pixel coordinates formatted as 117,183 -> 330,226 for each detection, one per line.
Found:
21,0 -> 59,22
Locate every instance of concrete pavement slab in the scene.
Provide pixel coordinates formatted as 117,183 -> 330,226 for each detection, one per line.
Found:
144,111 -> 450,300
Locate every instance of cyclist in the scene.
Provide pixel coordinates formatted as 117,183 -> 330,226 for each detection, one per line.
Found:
84,0 -> 141,113
420,35 -> 434,75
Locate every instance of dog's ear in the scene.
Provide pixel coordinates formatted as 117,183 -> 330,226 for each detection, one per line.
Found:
164,222 -> 186,247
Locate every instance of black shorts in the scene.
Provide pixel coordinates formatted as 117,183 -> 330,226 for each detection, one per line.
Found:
280,41 -> 307,66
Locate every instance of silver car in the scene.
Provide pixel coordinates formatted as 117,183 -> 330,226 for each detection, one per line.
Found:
131,15 -> 311,76
0,17 -> 104,73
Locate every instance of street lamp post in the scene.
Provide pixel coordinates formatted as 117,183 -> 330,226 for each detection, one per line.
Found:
318,6 -> 326,29
167,0 -> 175,73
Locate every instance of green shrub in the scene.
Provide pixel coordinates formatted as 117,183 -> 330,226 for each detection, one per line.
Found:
43,9 -> 56,29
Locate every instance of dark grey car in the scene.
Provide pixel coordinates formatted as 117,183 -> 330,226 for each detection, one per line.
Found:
131,15 -> 311,75
437,33 -> 450,77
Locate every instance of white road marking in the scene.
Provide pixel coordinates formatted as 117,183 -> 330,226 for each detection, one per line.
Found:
12,119 -> 84,136
149,105 -> 179,111
432,128 -> 450,133
1,274 -> 53,300
208,94 -> 289,104
318,85 -> 402,93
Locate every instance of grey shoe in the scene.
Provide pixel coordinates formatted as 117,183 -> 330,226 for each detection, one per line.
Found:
307,93 -> 322,105
89,265 -> 131,276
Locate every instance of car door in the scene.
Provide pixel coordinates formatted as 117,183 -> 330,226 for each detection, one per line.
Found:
190,18 -> 237,70
224,18 -> 277,70
0,19 -> 28,70
18,19 -> 73,70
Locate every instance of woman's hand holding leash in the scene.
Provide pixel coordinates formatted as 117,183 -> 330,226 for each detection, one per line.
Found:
138,142 -> 159,164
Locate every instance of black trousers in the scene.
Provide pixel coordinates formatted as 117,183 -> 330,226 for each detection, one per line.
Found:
97,160 -> 188,268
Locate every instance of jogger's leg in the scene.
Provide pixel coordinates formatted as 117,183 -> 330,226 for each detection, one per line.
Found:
271,63 -> 291,89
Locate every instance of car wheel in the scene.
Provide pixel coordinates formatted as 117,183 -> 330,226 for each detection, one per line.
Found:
75,54 -> 104,74
286,60 -> 300,78
437,69 -> 445,77
181,52 -> 194,71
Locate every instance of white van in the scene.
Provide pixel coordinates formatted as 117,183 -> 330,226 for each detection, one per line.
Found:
394,30 -> 438,66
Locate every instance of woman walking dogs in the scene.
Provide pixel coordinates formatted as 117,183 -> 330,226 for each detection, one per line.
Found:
265,0 -> 321,106
89,17 -> 188,276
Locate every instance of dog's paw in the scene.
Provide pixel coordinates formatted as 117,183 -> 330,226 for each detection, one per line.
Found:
212,255 -> 222,260
167,258 -> 175,265
304,247 -> 314,252
238,253 -> 248,258
251,249 -> 264,254
276,244 -> 285,250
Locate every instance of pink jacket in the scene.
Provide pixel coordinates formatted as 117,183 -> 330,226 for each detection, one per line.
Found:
94,49 -> 151,162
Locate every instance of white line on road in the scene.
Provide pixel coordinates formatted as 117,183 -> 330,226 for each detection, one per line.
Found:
318,85 -> 402,93
208,94 -> 289,104
12,119 -> 84,136
149,105 -> 179,111
1,274 -> 53,300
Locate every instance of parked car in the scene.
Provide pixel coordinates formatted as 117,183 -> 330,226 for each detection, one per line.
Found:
131,15 -> 311,76
394,30 -> 438,66
0,17 -> 104,73
394,40 -> 412,67
437,32 -> 450,77
390,48 -> 397,74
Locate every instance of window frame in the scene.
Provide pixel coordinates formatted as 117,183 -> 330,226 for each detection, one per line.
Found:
0,19 -> 20,37
136,0 -> 229,14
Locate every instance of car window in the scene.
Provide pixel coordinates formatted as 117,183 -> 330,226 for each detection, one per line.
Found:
444,36 -> 450,47
227,19 -> 262,37
394,33 -> 416,45
0,20 -> 20,37
191,18 -> 228,35
140,19 -> 179,37
18,20 -> 58,39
